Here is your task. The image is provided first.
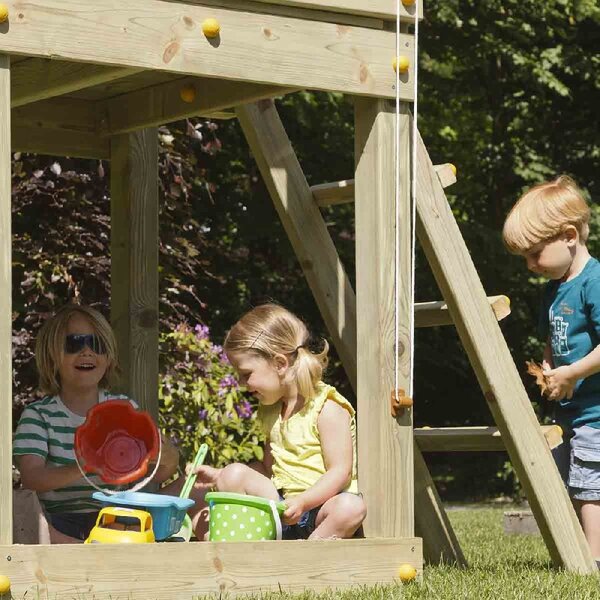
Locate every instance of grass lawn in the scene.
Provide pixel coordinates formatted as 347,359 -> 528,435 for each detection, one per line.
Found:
198,506 -> 600,600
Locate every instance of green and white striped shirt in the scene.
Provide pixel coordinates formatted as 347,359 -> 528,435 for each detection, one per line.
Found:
14,391 -> 136,514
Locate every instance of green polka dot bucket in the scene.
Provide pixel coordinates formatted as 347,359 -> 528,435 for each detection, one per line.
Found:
205,492 -> 286,541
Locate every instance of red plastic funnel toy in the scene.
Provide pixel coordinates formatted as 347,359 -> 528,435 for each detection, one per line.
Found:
75,400 -> 160,485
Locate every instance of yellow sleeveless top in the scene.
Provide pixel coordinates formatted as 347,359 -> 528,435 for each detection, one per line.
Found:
258,382 -> 359,498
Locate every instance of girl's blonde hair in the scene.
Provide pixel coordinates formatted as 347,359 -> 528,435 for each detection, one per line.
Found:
224,304 -> 329,400
503,175 -> 590,254
36,304 -> 120,395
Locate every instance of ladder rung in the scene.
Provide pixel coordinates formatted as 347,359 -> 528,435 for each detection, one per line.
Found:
311,164 -> 457,207
415,425 -> 563,452
415,295 -> 510,328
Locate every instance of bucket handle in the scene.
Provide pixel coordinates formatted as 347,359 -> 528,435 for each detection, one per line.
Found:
75,433 -> 162,495
268,499 -> 283,541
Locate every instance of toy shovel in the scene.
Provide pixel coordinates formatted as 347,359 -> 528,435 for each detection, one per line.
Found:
168,443 -> 208,542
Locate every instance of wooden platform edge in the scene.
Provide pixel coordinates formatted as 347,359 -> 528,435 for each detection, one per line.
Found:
0,538 -> 422,598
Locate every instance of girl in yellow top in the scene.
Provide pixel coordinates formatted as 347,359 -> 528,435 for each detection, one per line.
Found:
192,304 -> 366,540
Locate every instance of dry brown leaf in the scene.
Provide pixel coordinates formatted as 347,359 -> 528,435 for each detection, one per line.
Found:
526,360 -> 550,397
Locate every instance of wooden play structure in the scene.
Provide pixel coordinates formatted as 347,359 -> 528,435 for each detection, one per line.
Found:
0,0 -> 597,597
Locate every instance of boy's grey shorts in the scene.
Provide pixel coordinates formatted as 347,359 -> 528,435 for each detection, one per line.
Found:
552,424 -> 600,502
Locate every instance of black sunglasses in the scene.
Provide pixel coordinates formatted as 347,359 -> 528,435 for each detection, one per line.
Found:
64,334 -> 107,355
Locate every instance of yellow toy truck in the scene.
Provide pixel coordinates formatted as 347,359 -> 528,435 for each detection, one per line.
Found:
85,507 -> 155,544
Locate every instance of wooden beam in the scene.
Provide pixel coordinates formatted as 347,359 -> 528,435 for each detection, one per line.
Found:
102,78 -> 295,136
11,58 -> 142,108
0,54 -> 12,546
11,125 -> 109,159
110,129 -> 159,420
185,0 -> 386,28
0,538 -> 421,598
354,99 -> 413,538
249,0 -> 422,21
311,165 -> 455,207
311,179 -> 354,207
414,127 -> 596,573
414,295 -> 511,328
0,0 -> 412,99
414,444 -> 466,566
11,97 -> 107,158
12,97 -> 97,132
415,425 -> 564,452
237,99 -> 357,387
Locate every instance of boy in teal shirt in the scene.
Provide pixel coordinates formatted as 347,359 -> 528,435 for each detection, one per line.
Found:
503,175 -> 600,565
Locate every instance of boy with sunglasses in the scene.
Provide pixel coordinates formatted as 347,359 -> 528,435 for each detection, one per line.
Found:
13,304 -> 179,542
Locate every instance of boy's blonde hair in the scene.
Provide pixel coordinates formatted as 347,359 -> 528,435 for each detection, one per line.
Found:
224,304 -> 329,400
36,304 -> 120,395
503,175 -> 590,254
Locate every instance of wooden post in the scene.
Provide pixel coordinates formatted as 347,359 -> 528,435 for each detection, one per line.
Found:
110,129 -> 160,421
0,54 -> 12,545
414,129 -> 597,573
354,99 -> 413,538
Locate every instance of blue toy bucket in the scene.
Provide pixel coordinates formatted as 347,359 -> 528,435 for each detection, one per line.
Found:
205,492 -> 285,542
93,491 -> 194,541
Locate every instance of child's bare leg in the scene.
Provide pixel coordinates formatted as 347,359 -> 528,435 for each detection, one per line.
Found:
575,500 -> 600,559
216,463 -> 279,501
48,522 -> 83,544
308,493 -> 366,540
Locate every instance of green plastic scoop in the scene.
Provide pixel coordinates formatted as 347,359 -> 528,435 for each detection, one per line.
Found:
168,443 -> 208,542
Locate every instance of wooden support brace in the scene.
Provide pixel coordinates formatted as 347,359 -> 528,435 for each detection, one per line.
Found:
237,99 -> 357,386
415,425 -> 564,452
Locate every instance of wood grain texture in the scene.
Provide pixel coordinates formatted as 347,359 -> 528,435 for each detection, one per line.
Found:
354,98 -> 413,538
237,100 -> 357,387
103,78 -> 295,135
110,129 -> 159,420
0,0 -> 413,98
11,58 -> 142,107
0,538 -> 422,598
219,0 -> 420,21
416,425 -> 564,452
0,54 -> 12,545
414,295 -> 511,328
414,127 -> 596,573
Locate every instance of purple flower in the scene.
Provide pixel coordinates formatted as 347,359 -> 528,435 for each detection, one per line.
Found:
219,374 -> 238,390
198,409 -> 208,420
194,324 -> 210,339
235,400 -> 253,419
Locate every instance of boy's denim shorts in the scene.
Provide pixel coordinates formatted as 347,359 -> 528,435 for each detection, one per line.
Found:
552,424 -> 600,502
47,511 -> 99,540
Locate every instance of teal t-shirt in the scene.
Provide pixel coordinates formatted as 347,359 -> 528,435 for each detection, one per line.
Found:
540,257 -> 600,429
